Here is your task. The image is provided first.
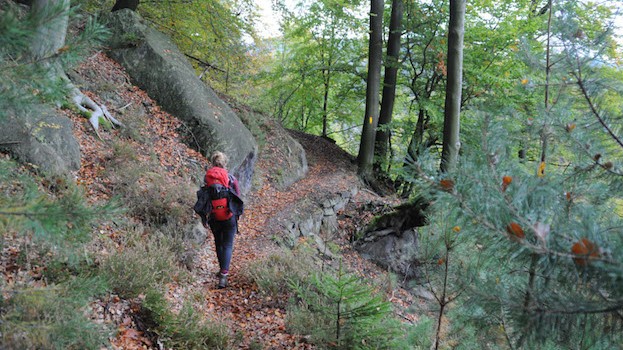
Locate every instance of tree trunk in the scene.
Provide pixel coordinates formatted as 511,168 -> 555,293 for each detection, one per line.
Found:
322,68 -> 330,137
357,0 -> 384,177
374,0 -> 404,173
30,0 -> 69,61
440,0 -> 465,173
30,0 -> 122,137
112,0 -> 139,12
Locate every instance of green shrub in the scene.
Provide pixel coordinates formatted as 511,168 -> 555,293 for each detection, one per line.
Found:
100,229 -> 188,298
287,265 -> 405,350
116,106 -> 147,142
140,289 -> 232,349
404,316 -> 434,350
245,249 -> 314,297
105,156 -> 194,226
247,249 -> 414,349
0,158 -> 118,249
110,139 -> 138,165
154,221 -> 205,270
0,277 -> 109,350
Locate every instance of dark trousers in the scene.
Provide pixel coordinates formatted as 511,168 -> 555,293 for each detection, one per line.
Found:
208,216 -> 237,273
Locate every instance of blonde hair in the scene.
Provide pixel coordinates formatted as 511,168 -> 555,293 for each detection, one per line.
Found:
211,151 -> 228,168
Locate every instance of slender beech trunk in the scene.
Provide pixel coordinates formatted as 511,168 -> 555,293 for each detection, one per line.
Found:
540,0 -> 553,171
321,21 -> 336,138
322,68 -> 330,137
357,0 -> 384,177
440,0 -> 466,173
375,0 -> 404,172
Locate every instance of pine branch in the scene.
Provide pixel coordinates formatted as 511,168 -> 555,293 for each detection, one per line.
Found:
574,68 -> 623,151
532,303 -> 623,316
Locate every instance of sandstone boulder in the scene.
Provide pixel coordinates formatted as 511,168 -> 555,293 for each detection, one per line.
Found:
0,105 -> 80,178
104,10 -> 257,193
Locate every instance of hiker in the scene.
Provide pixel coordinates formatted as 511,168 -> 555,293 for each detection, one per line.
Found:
199,151 -> 243,289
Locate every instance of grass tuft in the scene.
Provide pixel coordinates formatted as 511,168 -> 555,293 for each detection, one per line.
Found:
0,277 -> 109,350
100,229 -> 188,299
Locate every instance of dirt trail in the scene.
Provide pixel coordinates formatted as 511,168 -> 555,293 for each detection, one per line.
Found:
174,131 -> 363,349
69,52 -> 417,349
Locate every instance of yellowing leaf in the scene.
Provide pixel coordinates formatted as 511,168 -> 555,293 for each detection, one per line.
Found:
537,161 -> 546,177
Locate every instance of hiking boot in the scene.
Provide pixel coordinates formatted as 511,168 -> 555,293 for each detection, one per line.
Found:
217,274 -> 228,289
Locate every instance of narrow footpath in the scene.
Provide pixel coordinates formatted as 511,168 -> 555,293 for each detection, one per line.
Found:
70,52 -> 417,349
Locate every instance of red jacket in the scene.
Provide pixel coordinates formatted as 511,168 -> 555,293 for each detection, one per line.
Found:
205,167 -> 240,196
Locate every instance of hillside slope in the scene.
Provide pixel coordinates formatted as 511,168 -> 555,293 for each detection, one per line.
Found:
7,52 -> 419,349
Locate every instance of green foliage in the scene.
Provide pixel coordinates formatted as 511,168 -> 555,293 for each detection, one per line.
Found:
245,249 -> 314,297
0,276 -> 109,350
0,156 -> 116,350
403,2 -> 623,346
247,249 -> 417,348
0,158 -> 119,251
414,100 -> 623,347
104,141 -> 194,226
288,263 -> 405,349
140,289 -> 232,349
404,315 -> 434,350
256,0 -> 367,144
99,229 -> 188,299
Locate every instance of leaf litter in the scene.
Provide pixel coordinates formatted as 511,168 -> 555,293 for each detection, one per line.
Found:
0,51 -> 420,349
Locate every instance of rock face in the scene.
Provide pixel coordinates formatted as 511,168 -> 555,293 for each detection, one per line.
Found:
103,10 -> 257,193
0,105 -> 80,177
278,189 -> 357,257
355,202 -> 428,280
227,100 -> 308,190
356,227 -> 420,279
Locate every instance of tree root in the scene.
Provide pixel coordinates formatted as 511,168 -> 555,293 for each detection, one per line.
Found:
70,88 -> 123,138
53,63 -> 124,138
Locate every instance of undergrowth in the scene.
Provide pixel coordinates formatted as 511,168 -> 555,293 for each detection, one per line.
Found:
99,227 -> 189,299
246,247 -> 420,349
1,276 -> 109,349
140,289 -> 233,349
105,138 -> 195,227
0,153 -> 231,349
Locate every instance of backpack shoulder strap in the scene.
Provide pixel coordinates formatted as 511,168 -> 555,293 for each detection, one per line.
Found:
227,174 -> 240,196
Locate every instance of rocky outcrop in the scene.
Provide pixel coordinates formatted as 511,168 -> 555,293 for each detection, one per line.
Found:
277,189 -> 357,258
0,105 -> 80,177
103,10 -> 257,193
227,100 -> 308,189
356,227 -> 420,279
354,201 -> 428,280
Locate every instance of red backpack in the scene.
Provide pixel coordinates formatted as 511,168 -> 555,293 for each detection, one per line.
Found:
204,167 -> 233,221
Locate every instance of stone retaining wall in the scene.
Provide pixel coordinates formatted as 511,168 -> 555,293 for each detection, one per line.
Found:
278,189 -> 358,258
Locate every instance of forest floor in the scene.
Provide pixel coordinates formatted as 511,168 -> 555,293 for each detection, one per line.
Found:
21,52 -> 421,349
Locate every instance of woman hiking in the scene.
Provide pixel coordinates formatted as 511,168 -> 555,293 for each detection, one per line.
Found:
201,151 -> 243,289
